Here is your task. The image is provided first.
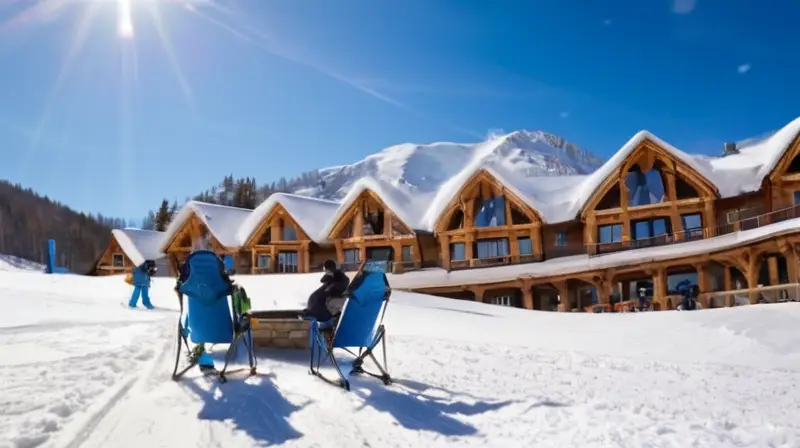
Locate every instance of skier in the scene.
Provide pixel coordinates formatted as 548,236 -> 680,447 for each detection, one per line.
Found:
129,260 -> 156,309
637,287 -> 649,311
303,259 -> 350,323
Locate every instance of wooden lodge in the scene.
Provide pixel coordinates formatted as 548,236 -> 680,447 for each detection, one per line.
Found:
93,228 -> 166,276
238,193 -> 339,274
324,186 -> 438,273
101,116 -> 800,312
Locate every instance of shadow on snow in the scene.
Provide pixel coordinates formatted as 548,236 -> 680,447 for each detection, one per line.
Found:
261,347 -> 518,438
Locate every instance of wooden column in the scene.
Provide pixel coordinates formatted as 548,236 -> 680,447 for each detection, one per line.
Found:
553,280 -> 569,311
723,265 -> 733,307
703,198 -> 716,237
663,168 -> 683,240
354,206 -> 364,238
269,246 -> 277,273
302,242 -> 311,273
531,223 -> 542,260
585,214 -> 597,255
470,285 -> 486,303
334,239 -> 344,266
695,263 -> 710,308
619,173 -> 631,243
465,230 -> 475,264
768,255 -> 779,286
653,268 -> 667,308
359,245 -> 367,265
440,234 -> 451,271
521,279 -> 534,310
383,210 -> 393,236
509,234 -> 519,262
745,249 -> 761,304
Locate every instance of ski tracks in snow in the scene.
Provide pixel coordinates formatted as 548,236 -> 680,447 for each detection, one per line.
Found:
0,318 -> 174,448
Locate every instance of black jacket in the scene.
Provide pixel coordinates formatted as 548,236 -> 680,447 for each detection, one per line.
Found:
321,269 -> 350,297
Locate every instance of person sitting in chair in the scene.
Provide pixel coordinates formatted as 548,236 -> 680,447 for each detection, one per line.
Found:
304,259 -> 350,322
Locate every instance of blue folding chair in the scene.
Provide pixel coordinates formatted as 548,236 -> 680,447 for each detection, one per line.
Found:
171,250 -> 257,383
308,260 -> 392,391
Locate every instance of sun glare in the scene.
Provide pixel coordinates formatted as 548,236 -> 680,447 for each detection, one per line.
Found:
117,0 -> 133,38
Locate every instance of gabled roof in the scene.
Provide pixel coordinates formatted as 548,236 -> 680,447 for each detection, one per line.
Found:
236,193 -> 341,245
160,201 -> 253,252
112,228 -> 165,266
318,177 -> 437,238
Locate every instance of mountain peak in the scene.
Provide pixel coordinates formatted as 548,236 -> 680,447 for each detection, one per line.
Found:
293,130 -> 606,200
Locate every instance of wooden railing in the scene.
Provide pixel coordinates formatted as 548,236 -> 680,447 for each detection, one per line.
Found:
589,204 -> 800,256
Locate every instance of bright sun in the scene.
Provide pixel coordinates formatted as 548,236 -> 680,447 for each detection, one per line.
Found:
117,0 -> 133,38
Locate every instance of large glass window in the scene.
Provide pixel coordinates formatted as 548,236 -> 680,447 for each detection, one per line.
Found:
450,243 -> 466,261
282,225 -> 298,241
625,166 -> 666,206
474,197 -> 506,227
277,251 -> 298,273
518,237 -> 533,255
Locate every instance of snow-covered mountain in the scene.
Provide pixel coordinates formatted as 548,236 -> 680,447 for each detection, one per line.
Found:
293,130 -> 605,200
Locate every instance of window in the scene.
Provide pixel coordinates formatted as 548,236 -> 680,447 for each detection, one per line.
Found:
475,238 -> 509,259
518,237 -> 533,255
282,225 -> 298,241
681,213 -> 703,240
598,224 -> 623,243
257,228 -> 271,245
277,251 -> 298,273
343,248 -> 360,264
450,243 -> 466,261
257,255 -> 271,269
490,295 -> 515,307
555,231 -> 568,247
401,246 -> 413,262
473,197 -> 506,227
112,253 -> 124,267
794,191 -> 800,205
632,218 -> 669,240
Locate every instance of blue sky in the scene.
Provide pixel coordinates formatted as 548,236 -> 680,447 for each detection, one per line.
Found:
0,0 -> 798,221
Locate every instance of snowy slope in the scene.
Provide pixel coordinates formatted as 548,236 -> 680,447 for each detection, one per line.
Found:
2,271 -> 800,447
0,254 -> 44,273
294,130 -> 605,201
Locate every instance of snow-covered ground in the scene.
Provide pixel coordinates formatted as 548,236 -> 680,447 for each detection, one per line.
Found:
2,271 -> 800,448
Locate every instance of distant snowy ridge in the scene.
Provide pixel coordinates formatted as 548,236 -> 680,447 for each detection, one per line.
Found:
293,129 -> 605,200
0,254 -> 45,272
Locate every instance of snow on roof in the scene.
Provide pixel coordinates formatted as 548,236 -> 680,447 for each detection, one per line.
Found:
236,193 -> 341,245
387,216 -> 800,290
155,117 -> 800,249
160,201 -> 253,252
112,228 -> 165,266
695,116 -> 800,197
318,177 -> 439,238
572,131 -> 721,216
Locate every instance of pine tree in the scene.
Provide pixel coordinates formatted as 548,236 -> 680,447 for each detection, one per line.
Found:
154,199 -> 171,231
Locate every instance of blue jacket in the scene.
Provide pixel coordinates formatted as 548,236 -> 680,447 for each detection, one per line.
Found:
132,263 -> 151,287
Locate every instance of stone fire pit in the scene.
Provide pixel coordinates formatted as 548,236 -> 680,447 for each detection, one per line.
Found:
250,310 -> 309,349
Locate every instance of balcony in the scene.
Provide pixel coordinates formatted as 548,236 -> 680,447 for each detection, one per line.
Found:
589,204 -> 800,256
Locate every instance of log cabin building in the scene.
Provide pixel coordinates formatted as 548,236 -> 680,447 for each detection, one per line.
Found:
93,228 -> 166,275
321,180 -> 439,273
237,193 -> 339,274
99,116 -> 800,312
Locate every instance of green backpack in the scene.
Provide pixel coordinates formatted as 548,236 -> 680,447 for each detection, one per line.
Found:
232,285 -> 251,315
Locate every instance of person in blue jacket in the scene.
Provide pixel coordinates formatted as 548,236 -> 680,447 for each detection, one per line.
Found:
129,260 -> 156,309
